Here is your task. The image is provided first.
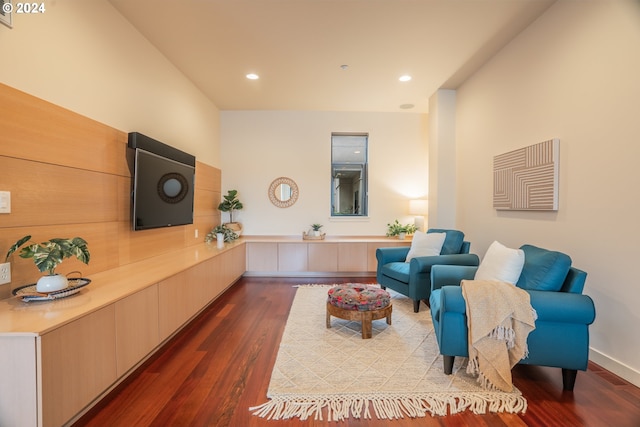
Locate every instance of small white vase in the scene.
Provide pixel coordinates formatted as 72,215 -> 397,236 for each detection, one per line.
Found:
216,233 -> 224,248
36,274 -> 68,293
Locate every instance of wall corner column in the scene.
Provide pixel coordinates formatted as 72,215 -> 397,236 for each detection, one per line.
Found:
428,89 -> 457,229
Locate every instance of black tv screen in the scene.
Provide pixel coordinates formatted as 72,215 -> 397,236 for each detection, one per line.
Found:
128,132 -> 196,231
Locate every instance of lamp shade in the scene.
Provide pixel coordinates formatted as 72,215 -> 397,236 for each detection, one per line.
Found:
409,199 -> 428,215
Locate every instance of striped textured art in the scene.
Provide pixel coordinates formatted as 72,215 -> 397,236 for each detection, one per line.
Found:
493,139 -> 559,211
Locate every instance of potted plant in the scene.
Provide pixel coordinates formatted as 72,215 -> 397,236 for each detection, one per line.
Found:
310,223 -> 323,237
386,220 -> 417,240
205,224 -> 239,244
218,190 -> 244,235
6,235 -> 90,292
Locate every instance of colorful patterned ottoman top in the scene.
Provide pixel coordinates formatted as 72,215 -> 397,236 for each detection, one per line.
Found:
327,284 -> 391,312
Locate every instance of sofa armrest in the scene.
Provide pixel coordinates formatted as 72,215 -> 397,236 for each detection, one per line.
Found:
529,290 -> 596,324
430,264 -> 479,291
376,246 -> 411,265
439,285 -> 467,314
436,286 -> 596,325
410,254 -> 479,274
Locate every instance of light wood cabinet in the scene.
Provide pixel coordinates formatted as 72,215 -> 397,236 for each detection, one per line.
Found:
158,270 -> 195,341
246,242 -> 278,271
158,247 -> 244,342
115,285 -> 160,376
223,244 -> 246,286
245,238 -> 411,275
278,243 -> 308,271
0,242 -> 245,427
0,336 -> 38,427
338,243 -> 368,272
308,243 -> 338,271
41,306 -> 117,427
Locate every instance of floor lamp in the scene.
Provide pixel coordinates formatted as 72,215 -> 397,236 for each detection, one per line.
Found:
409,199 -> 428,232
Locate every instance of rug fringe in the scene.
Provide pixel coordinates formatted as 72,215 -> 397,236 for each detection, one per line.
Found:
250,393 -> 527,420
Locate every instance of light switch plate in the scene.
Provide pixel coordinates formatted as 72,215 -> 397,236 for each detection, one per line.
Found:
0,263 -> 10,285
0,191 -> 10,214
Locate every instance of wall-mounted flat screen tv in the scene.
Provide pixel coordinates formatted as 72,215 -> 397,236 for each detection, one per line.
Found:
128,132 -> 196,231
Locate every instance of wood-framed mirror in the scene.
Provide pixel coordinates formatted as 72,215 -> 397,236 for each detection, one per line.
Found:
268,177 -> 299,208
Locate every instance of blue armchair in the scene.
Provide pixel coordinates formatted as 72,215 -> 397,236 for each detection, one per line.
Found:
429,244 -> 596,391
376,229 -> 480,313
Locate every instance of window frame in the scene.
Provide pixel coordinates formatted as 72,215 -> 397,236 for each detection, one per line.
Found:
330,133 -> 368,217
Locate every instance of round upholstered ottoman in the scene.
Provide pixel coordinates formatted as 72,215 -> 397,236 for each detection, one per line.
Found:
326,284 -> 392,339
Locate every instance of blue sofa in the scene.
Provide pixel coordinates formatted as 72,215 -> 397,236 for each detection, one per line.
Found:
429,244 -> 596,391
376,229 -> 480,313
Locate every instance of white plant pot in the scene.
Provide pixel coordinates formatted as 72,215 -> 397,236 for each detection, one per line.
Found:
216,233 -> 224,248
398,232 -> 407,240
313,230 -> 320,237
36,274 -> 68,293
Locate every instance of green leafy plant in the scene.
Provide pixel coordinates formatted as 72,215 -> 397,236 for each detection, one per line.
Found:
385,220 -> 417,237
5,235 -> 31,262
217,190 -> 243,223
311,223 -> 323,231
6,235 -> 90,275
205,224 -> 239,243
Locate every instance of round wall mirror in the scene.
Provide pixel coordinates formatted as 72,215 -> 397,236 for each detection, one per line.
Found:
268,177 -> 299,208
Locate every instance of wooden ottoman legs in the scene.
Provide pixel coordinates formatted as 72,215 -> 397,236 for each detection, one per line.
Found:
326,303 -> 392,339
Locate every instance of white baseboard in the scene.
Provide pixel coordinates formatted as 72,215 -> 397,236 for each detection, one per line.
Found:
590,348 -> 640,388
243,271 -> 375,277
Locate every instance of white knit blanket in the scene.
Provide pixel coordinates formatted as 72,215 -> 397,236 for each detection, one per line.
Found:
461,280 -> 537,392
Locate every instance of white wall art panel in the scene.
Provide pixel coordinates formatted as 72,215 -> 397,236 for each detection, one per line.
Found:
493,139 -> 559,211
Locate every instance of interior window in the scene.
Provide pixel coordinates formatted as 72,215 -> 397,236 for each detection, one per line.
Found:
331,133 -> 368,216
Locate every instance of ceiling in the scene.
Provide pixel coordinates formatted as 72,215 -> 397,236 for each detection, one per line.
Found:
109,0 -> 555,114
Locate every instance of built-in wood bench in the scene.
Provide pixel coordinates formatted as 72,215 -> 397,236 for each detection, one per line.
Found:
0,241 -> 245,427
244,235 -> 411,276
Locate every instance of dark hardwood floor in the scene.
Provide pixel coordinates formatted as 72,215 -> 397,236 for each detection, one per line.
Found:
74,277 -> 640,427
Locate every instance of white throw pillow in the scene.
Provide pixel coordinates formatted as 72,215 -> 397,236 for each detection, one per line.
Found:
474,240 -> 525,284
405,232 -> 446,262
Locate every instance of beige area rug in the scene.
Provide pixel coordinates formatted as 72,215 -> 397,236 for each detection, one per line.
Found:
250,285 -> 527,421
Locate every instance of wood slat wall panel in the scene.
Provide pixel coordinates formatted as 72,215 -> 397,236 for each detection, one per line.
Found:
0,83 -> 129,177
195,160 -> 221,192
0,156 -> 119,227
194,188 -> 218,218
117,222 -> 187,266
117,176 -> 132,223
0,83 -> 221,298
189,215 -> 219,243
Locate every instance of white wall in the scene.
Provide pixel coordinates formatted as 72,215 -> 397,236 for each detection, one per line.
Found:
0,0 -> 220,166
220,111 -> 428,235
455,0 -> 640,385
428,89 -> 457,229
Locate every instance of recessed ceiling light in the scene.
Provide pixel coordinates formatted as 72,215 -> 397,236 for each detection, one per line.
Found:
340,64 -> 349,70
399,75 -> 412,82
399,104 -> 415,109
246,73 -> 259,80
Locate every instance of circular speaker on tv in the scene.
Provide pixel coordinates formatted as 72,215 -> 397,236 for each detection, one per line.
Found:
157,172 -> 189,204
